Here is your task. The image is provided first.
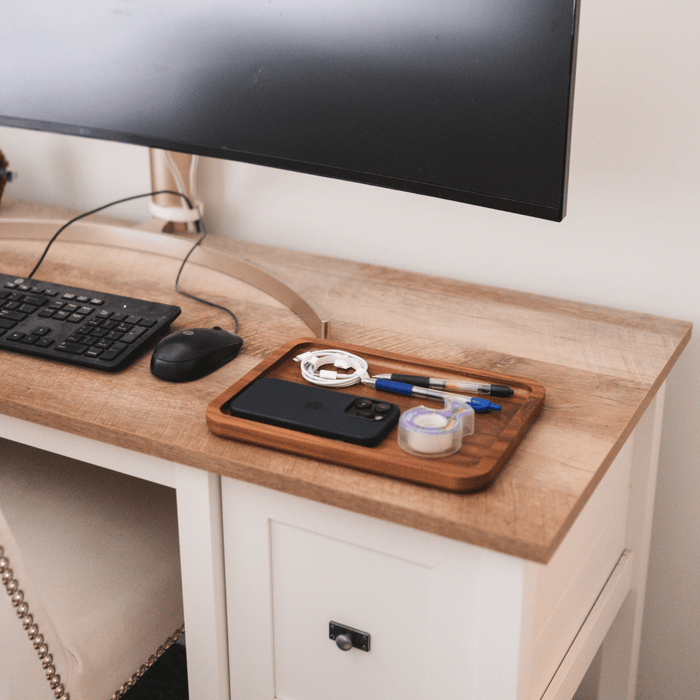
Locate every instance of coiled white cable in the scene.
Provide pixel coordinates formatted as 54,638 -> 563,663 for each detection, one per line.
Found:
293,349 -> 369,387
149,152 -> 203,227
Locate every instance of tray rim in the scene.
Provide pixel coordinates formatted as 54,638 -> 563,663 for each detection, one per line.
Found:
206,337 -> 545,492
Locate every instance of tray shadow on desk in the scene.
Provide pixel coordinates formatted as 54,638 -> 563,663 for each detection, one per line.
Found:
206,338 -> 546,493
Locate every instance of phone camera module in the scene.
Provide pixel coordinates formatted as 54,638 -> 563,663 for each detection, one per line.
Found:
347,397 -> 396,421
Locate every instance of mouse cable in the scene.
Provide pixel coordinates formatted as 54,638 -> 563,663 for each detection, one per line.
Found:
174,219 -> 240,334
26,190 -> 239,332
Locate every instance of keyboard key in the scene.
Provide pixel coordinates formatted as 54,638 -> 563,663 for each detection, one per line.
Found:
100,342 -> 128,360
18,304 -> 41,314
121,326 -> 148,343
0,310 -> 28,322
56,341 -> 86,355
22,294 -> 47,306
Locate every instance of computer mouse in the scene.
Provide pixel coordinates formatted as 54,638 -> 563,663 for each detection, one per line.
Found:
150,327 -> 243,382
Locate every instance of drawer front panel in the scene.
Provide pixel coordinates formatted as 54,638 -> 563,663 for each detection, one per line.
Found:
271,521 -> 432,700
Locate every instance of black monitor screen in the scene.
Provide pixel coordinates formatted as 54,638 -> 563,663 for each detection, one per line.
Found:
1,0 -> 580,221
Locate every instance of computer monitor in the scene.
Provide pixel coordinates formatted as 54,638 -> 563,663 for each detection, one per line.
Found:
1,0 -> 580,222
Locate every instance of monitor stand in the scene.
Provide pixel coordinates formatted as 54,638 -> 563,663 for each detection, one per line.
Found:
140,149 -> 329,338
140,149 -> 203,234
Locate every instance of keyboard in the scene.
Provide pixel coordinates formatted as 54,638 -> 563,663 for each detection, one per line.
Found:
0,273 -> 181,371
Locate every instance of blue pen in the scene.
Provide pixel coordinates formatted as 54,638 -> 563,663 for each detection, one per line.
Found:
362,378 -> 501,412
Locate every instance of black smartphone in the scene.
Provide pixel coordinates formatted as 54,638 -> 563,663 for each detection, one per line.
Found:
226,377 -> 400,447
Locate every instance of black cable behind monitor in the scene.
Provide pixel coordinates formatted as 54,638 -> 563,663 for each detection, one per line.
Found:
26,191 -> 239,333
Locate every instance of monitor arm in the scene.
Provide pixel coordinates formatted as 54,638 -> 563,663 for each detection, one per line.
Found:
142,149 -> 330,338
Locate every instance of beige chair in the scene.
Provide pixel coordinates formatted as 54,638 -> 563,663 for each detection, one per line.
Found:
0,437 -> 184,700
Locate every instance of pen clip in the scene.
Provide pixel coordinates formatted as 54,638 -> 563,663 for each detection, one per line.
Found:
453,395 -> 500,413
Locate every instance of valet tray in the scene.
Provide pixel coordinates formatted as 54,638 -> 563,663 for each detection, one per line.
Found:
206,338 -> 545,492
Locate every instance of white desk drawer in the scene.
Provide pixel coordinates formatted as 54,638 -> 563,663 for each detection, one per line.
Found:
270,520 -> 434,700
222,479 -> 487,700
222,432 -> 634,700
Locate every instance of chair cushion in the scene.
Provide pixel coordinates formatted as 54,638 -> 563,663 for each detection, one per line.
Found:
0,437 -> 184,700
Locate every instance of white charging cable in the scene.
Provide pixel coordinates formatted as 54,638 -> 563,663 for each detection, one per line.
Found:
293,349 -> 370,388
149,152 -> 204,226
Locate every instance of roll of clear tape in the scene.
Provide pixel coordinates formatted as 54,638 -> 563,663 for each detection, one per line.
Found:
398,398 -> 475,458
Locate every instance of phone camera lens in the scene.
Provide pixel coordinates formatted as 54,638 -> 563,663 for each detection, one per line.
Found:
354,398 -> 373,410
374,402 -> 392,414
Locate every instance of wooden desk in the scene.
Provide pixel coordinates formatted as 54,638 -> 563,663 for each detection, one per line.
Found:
0,200 -> 691,700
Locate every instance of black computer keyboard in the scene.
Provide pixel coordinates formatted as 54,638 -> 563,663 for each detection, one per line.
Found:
0,273 -> 181,371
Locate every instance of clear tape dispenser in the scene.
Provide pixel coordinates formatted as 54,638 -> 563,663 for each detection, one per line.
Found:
398,397 -> 475,458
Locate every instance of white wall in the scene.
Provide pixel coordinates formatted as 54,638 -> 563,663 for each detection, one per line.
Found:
1,0 -> 698,697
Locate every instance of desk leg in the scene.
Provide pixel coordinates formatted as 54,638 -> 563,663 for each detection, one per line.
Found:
175,465 -> 230,700
595,385 -> 665,700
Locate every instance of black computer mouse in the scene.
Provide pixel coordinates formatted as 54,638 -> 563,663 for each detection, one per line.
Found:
150,327 -> 243,382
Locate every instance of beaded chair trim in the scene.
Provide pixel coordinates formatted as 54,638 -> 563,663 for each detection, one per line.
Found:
1,543 -> 68,699
110,624 -> 185,700
1,542 -> 185,700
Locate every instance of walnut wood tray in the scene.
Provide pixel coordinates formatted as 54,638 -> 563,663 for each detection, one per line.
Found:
206,338 -> 545,492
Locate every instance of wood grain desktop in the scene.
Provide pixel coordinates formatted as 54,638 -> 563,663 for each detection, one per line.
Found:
0,199 -> 691,564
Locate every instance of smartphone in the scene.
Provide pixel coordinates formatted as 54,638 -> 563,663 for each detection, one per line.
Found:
226,377 -> 400,447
